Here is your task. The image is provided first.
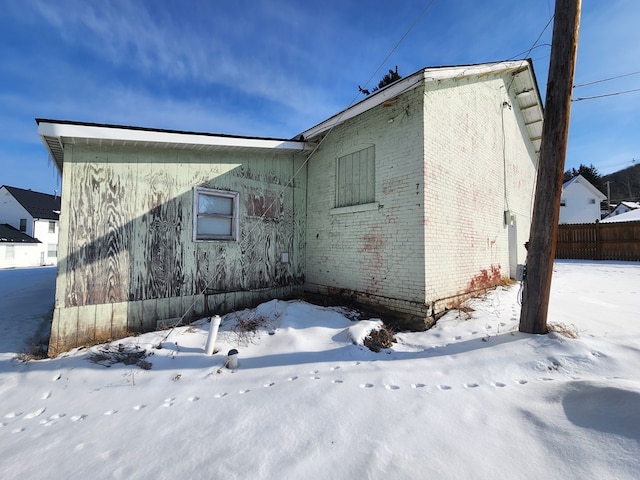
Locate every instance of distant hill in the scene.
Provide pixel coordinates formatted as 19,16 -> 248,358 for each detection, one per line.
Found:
602,164 -> 640,203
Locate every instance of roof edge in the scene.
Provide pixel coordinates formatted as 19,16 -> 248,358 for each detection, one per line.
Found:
298,59 -> 541,140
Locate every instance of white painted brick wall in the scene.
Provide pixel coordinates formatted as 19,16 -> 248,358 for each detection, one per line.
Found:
306,86 -> 427,316
306,73 -> 537,320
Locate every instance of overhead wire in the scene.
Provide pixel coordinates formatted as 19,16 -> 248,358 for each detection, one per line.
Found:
573,87 -> 640,102
574,71 -> 640,88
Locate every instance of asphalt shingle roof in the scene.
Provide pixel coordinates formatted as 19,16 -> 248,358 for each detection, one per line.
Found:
2,185 -> 61,220
0,223 -> 40,243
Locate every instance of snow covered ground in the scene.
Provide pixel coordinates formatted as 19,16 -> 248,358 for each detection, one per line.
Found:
1,261 -> 639,480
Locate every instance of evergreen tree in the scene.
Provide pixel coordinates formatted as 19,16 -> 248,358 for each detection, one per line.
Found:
359,66 -> 402,95
564,163 -> 606,194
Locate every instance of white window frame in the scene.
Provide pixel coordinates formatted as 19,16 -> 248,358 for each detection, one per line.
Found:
47,244 -> 58,258
48,221 -> 56,233
193,187 -> 240,242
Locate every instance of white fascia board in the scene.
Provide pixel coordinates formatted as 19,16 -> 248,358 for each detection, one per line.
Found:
37,121 -> 311,151
300,61 -> 529,140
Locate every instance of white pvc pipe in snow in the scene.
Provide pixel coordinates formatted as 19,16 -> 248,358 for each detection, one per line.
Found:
204,315 -> 222,355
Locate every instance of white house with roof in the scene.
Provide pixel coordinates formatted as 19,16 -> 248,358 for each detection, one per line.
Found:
0,223 -> 42,268
0,185 -> 61,266
559,175 -> 607,224
605,201 -> 640,220
38,59 -> 544,356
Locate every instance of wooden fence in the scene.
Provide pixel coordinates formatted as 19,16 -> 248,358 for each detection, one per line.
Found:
556,221 -> 640,261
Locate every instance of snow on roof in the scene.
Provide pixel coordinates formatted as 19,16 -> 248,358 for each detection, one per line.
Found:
601,208 -> 640,223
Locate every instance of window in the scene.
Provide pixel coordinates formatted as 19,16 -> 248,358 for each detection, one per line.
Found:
193,187 -> 239,241
336,145 -> 375,208
588,198 -> 596,204
5,245 -> 14,259
19,218 -> 27,232
560,199 -> 566,207
48,221 -> 56,233
47,244 -> 58,258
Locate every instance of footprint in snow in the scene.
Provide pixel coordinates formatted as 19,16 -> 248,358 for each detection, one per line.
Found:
40,413 -> 66,427
264,382 -> 275,388
464,383 -> 480,389
162,398 -> 175,407
11,427 -> 25,434
491,382 -> 506,388
332,380 -> 344,384
132,404 -> 146,411
411,383 -> 426,389
213,393 -> 227,399
516,379 -> 528,385
310,375 -> 320,380
438,385 -> 452,391
103,410 -> 117,416
287,376 -> 298,382
25,407 -> 46,419
42,391 -> 51,400
330,366 -> 341,371
360,383 -> 374,389
52,373 -> 62,382
384,384 -> 400,391
239,389 -> 250,394
70,415 -> 87,422
5,411 -> 22,419
187,396 -> 200,402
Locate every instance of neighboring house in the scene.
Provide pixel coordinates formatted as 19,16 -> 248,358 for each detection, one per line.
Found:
0,223 -> 41,269
601,208 -> 640,223
0,185 -> 61,266
38,59 -> 543,356
559,175 -> 607,224
605,201 -> 640,219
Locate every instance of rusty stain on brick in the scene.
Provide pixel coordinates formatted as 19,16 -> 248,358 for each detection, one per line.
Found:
468,265 -> 502,292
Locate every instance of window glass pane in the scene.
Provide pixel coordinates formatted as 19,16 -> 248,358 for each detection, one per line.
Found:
199,194 -> 233,215
49,221 -> 56,233
19,219 -> 26,232
197,217 -> 232,236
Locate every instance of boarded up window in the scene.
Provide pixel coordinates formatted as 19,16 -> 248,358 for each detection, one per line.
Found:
193,187 -> 239,241
336,146 -> 375,207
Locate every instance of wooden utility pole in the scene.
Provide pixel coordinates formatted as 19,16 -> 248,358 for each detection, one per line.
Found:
519,0 -> 582,334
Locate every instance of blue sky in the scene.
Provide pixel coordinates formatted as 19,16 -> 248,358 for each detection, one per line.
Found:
1,0 -> 639,195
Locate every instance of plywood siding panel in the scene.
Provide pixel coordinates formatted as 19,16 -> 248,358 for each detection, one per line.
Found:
50,144 -> 307,354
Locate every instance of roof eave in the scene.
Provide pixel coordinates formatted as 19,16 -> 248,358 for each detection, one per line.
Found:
299,60 -> 544,156
36,120 -> 314,170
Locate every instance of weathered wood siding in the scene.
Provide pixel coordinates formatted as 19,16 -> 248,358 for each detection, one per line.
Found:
50,144 -> 306,355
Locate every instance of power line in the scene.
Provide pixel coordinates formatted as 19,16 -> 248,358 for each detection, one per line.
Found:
573,87 -> 640,102
574,71 -> 640,88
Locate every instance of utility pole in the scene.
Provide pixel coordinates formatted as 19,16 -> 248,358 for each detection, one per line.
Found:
519,0 -> 582,334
